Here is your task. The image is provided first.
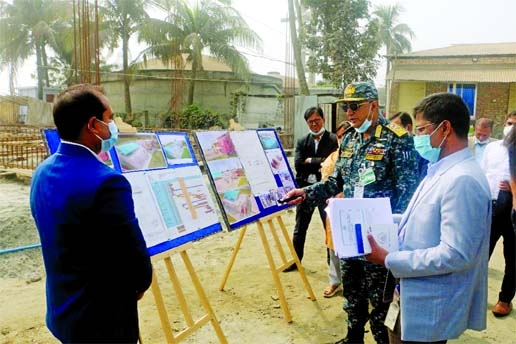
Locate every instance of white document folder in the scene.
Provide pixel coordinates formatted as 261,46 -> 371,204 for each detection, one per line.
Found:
327,198 -> 399,258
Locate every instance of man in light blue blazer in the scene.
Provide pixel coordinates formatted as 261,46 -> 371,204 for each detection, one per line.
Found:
30,84 -> 152,343
366,93 -> 491,343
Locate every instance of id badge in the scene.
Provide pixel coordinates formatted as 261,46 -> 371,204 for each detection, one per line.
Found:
384,300 -> 400,331
359,167 -> 376,186
354,182 -> 364,198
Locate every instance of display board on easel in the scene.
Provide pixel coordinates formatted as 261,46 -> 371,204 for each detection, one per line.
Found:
42,129 -> 223,256
194,129 -> 296,230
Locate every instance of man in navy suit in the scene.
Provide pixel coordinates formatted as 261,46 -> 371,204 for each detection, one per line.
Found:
30,84 -> 152,343
284,106 -> 338,271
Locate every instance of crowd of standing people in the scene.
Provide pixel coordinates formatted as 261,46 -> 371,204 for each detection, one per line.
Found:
284,81 -> 515,343
29,81 -> 514,344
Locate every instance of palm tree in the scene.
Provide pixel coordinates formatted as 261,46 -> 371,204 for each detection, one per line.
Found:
101,0 -> 149,116
0,0 -> 67,99
0,4 -> 31,95
372,3 -> 414,71
139,0 -> 262,106
372,3 -> 414,114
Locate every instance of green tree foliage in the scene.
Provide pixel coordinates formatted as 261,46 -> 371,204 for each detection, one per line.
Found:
372,3 -> 413,56
176,104 -> 226,129
102,0 -> 150,116
372,3 -> 413,76
303,0 -> 380,88
139,0 -> 262,106
0,0 -> 68,98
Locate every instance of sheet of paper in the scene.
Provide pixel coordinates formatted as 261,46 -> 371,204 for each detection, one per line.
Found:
328,198 -> 398,258
230,131 -> 277,195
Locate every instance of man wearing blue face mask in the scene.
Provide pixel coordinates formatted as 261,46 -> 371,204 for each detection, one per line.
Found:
468,117 -> 496,163
366,92 -> 492,343
30,84 -> 152,343
281,81 -> 418,343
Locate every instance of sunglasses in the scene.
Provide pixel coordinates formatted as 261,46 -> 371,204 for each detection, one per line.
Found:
341,102 -> 369,112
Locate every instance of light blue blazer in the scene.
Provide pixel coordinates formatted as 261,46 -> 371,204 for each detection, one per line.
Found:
386,148 -> 491,342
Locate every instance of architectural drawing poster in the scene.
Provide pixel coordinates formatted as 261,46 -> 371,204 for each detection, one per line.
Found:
194,129 -> 296,230
41,129 -> 222,256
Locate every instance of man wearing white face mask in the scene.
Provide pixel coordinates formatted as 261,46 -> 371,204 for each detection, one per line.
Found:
480,111 -> 516,317
468,117 -> 496,163
366,92 -> 492,343
30,84 -> 152,343
285,106 -> 338,272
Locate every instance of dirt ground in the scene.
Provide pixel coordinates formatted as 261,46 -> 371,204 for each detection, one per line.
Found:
1,177 -> 515,344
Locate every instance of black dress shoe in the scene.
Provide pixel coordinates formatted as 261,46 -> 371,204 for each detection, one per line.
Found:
283,263 -> 298,272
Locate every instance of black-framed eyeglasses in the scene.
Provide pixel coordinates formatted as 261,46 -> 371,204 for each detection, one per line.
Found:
341,102 -> 369,113
307,118 -> 323,125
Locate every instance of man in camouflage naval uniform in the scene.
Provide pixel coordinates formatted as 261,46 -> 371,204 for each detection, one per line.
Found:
282,81 -> 418,343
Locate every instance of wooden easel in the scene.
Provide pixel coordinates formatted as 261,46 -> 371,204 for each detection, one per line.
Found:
141,243 -> 227,343
219,211 -> 316,323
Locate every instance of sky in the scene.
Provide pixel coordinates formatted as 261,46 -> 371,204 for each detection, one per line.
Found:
1,0 -> 516,93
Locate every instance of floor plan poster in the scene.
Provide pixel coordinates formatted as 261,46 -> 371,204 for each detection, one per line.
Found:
195,129 -> 295,230
124,166 -> 221,255
328,197 -> 398,258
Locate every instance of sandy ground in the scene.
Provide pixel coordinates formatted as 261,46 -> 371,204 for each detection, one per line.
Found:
1,176 -> 515,344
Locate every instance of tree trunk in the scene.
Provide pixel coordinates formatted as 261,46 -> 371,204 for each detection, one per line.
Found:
8,63 -> 16,96
122,32 -> 132,116
42,46 -> 50,87
188,56 -> 198,106
288,0 -> 310,96
35,43 -> 44,100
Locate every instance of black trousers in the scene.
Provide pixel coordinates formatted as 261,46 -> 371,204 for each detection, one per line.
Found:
489,190 -> 516,304
292,200 -> 326,261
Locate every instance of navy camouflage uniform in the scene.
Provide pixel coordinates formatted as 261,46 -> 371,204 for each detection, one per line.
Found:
304,115 -> 418,343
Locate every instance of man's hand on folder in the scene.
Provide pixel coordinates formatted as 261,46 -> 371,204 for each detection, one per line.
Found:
365,234 -> 388,266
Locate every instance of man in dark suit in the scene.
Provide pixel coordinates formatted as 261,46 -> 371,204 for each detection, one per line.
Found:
285,106 -> 338,271
30,84 -> 153,343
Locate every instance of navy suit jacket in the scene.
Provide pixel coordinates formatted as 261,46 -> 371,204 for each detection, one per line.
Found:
294,130 -> 338,187
30,142 -> 152,343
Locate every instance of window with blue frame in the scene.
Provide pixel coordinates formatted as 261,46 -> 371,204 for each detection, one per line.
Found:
448,83 -> 476,117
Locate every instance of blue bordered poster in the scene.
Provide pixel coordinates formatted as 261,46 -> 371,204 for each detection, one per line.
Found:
41,129 -> 222,256
194,129 -> 296,230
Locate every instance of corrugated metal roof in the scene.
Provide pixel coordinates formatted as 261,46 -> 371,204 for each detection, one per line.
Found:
387,67 -> 516,82
398,42 -> 516,57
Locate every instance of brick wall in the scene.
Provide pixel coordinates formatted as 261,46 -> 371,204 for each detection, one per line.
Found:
476,83 -> 511,137
425,82 -> 447,96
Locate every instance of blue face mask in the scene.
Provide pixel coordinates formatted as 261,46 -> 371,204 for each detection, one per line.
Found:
95,119 -> 118,152
354,103 -> 373,134
413,122 -> 446,163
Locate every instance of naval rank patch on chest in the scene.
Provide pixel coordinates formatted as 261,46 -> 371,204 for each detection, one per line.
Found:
341,141 -> 355,158
365,144 -> 385,161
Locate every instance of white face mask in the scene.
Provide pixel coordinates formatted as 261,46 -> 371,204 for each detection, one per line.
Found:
310,127 -> 325,136
503,125 -> 513,138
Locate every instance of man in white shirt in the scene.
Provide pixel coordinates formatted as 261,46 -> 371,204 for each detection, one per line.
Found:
480,111 -> 516,317
469,117 -> 496,163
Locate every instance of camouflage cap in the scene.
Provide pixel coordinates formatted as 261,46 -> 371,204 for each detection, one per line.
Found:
337,81 -> 378,102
